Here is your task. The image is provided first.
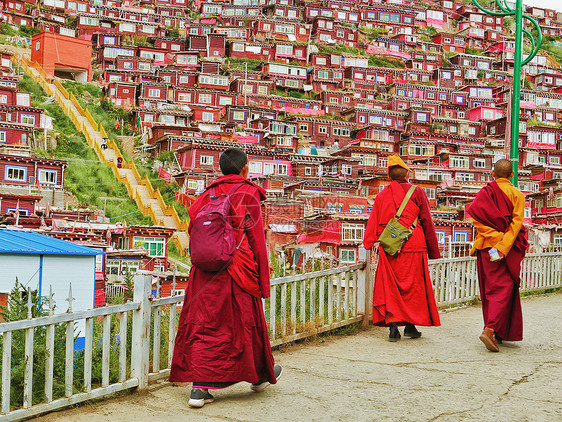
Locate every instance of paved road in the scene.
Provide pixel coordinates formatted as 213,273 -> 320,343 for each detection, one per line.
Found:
38,293 -> 562,422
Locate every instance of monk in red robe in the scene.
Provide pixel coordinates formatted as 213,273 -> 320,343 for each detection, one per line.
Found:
467,159 -> 528,352
170,148 -> 281,408
363,155 -> 441,342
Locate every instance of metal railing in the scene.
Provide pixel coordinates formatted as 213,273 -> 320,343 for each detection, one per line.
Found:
429,252 -> 562,308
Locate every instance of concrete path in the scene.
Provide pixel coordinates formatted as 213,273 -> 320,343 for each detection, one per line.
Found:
37,293 -> 562,422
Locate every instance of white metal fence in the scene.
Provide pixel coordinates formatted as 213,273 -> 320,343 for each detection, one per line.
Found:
429,252 -> 562,307
1,253 -> 561,420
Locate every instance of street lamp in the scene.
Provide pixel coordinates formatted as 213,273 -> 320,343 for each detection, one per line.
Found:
472,0 -> 542,185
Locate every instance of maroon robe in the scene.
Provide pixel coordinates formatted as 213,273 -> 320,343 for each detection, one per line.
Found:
468,181 -> 528,341
169,175 -> 276,385
363,180 -> 441,327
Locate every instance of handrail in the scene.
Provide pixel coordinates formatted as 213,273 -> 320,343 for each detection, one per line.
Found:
17,53 -> 191,253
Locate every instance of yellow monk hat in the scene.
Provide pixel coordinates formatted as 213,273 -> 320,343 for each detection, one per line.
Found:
387,155 -> 411,172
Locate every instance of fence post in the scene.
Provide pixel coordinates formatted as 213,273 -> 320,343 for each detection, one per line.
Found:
131,274 -> 151,389
357,250 -> 373,328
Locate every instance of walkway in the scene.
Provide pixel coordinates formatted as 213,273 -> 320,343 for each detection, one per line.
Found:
37,293 -> 562,422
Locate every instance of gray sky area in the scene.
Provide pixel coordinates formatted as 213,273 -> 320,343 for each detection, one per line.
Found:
526,0 -> 562,13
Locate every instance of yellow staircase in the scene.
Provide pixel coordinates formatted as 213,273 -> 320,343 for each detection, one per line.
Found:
14,54 -> 190,256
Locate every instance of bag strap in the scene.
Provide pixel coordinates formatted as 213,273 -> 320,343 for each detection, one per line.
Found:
395,186 -> 416,219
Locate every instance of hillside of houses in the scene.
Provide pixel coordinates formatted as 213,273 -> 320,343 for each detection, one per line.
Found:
0,0 -> 562,303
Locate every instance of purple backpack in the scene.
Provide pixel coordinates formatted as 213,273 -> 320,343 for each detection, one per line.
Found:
189,183 -> 245,272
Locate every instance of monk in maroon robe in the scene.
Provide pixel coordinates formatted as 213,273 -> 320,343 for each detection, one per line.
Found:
170,148 -> 281,408
363,155 -> 441,342
467,159 -> 528,352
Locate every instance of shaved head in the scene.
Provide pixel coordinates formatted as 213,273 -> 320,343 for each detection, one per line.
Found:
389,165 -> 408,181
493,159 -> 513,179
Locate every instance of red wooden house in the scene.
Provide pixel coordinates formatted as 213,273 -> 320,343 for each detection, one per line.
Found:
288,115 -> 355,149
137,82 -> 169,108
197,73 -> 230,91
227,41 -> 274,61
152,37 -> 186,53
207,33 -> 226,58
230,78 -> 273,98
432,33 -> 467,54
253,18 -> 311,43
174,51 -> 200,68
259,62 -> 308,92
115,56 -> 153,73
0,153 -> 67,207
308,67 -> 344,92
360,5 -> 417,33
105,81 -> 137,107
0,122 -> 35,146
156,69 -> 197,87
0,192 -> 41,216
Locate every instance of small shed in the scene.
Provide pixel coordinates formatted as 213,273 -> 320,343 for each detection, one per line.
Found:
0,228 -> 103,315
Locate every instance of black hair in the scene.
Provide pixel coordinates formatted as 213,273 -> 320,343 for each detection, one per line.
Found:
494,158 -> 513,179
219,147 -> 248,175
388,165 -> 408,181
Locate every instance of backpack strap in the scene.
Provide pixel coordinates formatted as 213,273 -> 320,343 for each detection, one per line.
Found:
208,182 -> 245,199
227,182 -> 246,197
395,186 -> 418,230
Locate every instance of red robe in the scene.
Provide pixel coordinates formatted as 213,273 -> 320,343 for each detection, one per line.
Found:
468,180 -> 528,341
169,174 -> 276,384
363,180 -> 441,327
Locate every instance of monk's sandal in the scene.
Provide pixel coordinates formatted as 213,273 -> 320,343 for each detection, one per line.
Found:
251,364 -> 283,392
188,388 -> 214,408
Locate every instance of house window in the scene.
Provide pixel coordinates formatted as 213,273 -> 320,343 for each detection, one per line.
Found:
451,156 -> 470,168
422,187 -> 435,200
0,131 -> 5,142
199,94 -> 212,104
200,155 -> 214,165
304,167 -> 312,176
5,165 -> 27,182
416,113 -> 428,123
249,161 -> 263,174
474,158 -> 486,168
318,126 -> 327,134
177,92 -> 192,102
342,223 -> 364,241
219,97 -> 233,106
232,111 -> 245,121
263,163 -> 276,175
123,61 -> 133,69
201,112 -> 214,121
436,231 -> 446,245
258,86 -> 268,95
453,231 -> 468,242
333,127 -> 350,136
339,248 -> 356,263
38,169 -> 57,184
133,236 -> 165,257
341,164 -> 352,175
148,89 -> 160,98
21,114 -> 35,125
285,79 -> 299,88
277,164 -> 288,175
299,123 -> 308,131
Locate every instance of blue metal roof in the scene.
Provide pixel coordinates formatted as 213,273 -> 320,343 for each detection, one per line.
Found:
0,229 -> 103,256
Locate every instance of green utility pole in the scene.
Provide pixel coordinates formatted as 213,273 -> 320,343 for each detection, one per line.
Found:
472,0 -> 542,185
